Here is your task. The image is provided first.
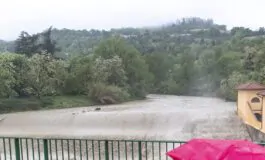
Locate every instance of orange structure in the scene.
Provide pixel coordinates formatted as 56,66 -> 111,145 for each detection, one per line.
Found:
236,82 -> 265,132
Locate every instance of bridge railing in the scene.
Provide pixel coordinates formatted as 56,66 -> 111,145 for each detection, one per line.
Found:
0,137 -> 264,160
0,137 -> 186,160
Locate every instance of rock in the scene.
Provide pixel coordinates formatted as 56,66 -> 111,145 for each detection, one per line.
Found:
95,107 -> 101,111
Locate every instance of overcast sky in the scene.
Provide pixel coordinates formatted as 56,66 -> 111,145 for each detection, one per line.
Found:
0,0 -> 264,40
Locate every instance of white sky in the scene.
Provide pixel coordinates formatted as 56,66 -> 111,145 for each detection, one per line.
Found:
0,0 -> 264,40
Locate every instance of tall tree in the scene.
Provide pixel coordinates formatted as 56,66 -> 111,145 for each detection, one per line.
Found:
15,27 -> 59,57
27,53 -> 62,98
15,31 -> 40,56
40,26 -> 58,55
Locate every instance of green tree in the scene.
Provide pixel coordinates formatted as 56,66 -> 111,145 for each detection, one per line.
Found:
243,46 -> 256,72
52,60 -> 68,94
0,54 -> 17,97
174,52 -> 196,94
216,51 -> 242,78
220,72 -> 248,101
0,53 -> 32,98
40,26 -> 59,55
64,55 -> 93,94
91,55 -> 127,88
27,53 -> 63,98
15,31 -> 40,56
145,53 -> 175,92
9,54 -> 30,97
15,27 -> 59,57
94,37 -> 153,97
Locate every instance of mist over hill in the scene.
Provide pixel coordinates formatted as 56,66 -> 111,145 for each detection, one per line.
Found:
2,17 -> 264,58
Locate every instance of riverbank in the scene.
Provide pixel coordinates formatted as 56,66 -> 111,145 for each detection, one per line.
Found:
0,94 -> 229,114
0,96 -> 97,114
0,95 -> 146,114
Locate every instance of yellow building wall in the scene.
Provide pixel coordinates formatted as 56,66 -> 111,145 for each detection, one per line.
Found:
251,103 -> 262,110
261,97 -> 265,132
237,91 -> 246,117
237,90 -> 262,130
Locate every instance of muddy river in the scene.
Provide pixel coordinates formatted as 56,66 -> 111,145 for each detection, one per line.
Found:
0,94 -> 249,140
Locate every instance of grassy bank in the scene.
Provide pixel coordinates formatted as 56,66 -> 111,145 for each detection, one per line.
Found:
0,96 -> 97,114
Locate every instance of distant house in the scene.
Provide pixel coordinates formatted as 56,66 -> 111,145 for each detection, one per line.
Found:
236,82 -> 265,131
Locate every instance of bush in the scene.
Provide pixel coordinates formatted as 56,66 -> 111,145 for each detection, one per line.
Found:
89,83 -> 130,104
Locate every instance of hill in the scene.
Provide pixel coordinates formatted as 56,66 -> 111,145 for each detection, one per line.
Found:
50,17 -> 230,56
0,17 -> 236,57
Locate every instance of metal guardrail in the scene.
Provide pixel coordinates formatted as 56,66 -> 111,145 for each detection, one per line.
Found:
0,138 -> 186,160
0,137 -> 264,160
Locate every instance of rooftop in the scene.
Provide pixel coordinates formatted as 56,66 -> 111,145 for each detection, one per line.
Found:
236,82 -> 265,90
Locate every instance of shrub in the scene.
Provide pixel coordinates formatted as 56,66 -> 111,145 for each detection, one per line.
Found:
89,83 -> 130,104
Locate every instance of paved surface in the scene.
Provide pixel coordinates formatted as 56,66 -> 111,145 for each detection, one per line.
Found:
0,94 -> 250,140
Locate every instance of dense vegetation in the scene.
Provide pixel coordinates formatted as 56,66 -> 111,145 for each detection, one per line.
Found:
1,17 -> 265,112
0,34 -> 152,112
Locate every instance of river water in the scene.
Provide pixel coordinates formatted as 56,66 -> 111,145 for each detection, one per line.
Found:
0,94 -> 249,140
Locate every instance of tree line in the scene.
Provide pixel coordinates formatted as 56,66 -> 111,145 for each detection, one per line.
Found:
0,36 -> 152,108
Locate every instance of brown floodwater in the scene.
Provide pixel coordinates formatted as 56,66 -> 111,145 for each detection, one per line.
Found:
0,94 -> 249,140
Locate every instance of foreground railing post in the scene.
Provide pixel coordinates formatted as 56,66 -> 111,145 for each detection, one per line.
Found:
14,138 -> 20,160
104,140 -> 109,160
138,141 -> 142,160
43,139 -> 49,160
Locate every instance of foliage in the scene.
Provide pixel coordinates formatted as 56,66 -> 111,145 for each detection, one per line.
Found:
91,55 -> 127,88
14,27 -> 58,57
94,37 -> 153,98
89,83 -> 130,104
27,53 -> 65,98
14,31 -> 40,56
40,27 -> 59,55
63,55 -> 92,95
11,54 -> 31,97
220,72 -> 248,101
0,53 -> 29,97
145,53 -> 175,92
